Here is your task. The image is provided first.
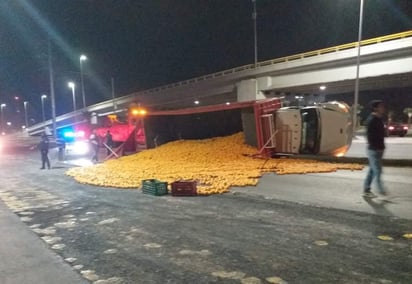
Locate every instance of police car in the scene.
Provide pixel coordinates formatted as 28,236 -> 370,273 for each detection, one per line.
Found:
58,127 -> 90,157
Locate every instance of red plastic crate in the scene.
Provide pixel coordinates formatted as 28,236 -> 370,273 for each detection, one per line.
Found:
171,180 -> 197,196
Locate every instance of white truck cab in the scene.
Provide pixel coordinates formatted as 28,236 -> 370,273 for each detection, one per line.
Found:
274,101 -> 352,156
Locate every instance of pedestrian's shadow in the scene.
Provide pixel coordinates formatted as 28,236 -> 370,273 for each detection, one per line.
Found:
363,197 -> 395,217
363,197 -> 408,240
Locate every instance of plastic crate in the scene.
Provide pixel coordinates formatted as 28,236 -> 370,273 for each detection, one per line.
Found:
142,179 -> 168,196
171,180 -> 197,196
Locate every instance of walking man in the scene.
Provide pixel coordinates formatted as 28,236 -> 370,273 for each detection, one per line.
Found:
363,100 -> 386,198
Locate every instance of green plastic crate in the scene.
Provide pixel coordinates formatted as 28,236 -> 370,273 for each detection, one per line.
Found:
142,179 -> 168,196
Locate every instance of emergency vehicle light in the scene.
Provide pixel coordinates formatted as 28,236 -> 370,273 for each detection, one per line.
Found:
62,129 -> 85,139
77,130 -> 85,137
63,131 -> 75,138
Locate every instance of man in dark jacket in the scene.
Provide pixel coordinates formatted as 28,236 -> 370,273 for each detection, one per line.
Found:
363,100 -> 386,197
105,130 -> 113,155
38,133 -> 50,169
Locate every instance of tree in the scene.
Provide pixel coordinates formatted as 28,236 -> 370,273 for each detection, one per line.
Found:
403,108 -> 412,127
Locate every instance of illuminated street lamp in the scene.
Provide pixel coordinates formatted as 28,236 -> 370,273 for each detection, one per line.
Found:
80,54 -> 87,109
41,94 -> 47,122
353,0 -> 364,134
1,103 -> 6,131
23,101 -> 28,128
68,82 -> 76,112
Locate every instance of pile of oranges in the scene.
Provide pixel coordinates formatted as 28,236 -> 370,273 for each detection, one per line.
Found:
66,133 -> 363,195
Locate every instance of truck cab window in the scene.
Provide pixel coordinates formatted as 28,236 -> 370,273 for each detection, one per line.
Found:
300,108 -> 319,154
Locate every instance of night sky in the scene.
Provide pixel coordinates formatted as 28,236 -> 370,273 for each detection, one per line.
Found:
1,0 -> 412,122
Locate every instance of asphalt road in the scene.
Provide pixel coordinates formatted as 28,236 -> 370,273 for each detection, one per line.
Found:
0,145 -> 411,283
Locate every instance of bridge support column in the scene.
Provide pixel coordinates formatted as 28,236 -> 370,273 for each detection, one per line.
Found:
237,79 -> 266,147
237,79 -> 266,102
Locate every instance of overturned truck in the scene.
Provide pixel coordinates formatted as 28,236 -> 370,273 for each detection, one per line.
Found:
128,98 -> 352,158
64,98 -> 352,159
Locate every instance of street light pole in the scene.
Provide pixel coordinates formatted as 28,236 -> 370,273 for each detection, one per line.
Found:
0,103 -> 6,132
41,94 -> 47,122
48,38 -> 58,139
353,0 -> 364,135
252,0 -> 258,68
23,101 -> 28,128
111,77 -> 117,111
68,82 -> 76,113
80,54 -> 87,109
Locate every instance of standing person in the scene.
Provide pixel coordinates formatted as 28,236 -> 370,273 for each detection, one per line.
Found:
363,100 -> 386,198
38,132 -> 50,169
105,130 -> 113,155
56,133 -> 66,161
89,129 -> 99,163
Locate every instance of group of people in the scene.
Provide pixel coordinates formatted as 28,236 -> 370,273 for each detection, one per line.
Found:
89,129 -> 114,163
37,129 -> 114,168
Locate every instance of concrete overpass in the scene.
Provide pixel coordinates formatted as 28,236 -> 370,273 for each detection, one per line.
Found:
27,30 -> 412,135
